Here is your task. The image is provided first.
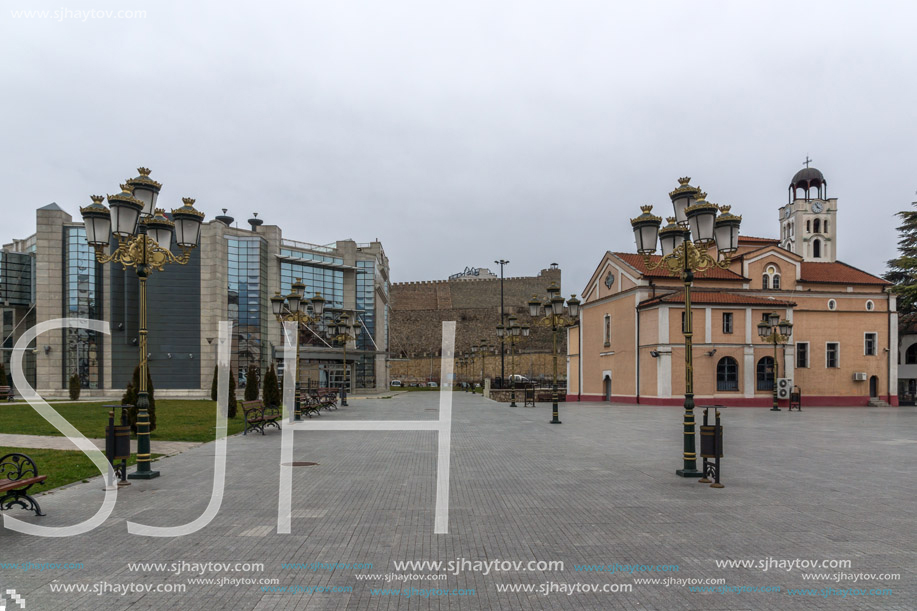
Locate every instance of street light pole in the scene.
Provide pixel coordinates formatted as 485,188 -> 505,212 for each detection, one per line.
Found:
528,285 -> 579,424
758,313 -> 792,412
270,283 -> 325,420
495,259 -> 509,388
81,169 -> 205,480
630,177 -> 742,478
327,312 -> 359,406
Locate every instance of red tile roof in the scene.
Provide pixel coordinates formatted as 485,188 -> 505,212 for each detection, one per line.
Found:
614,253 -> 746,281
639,291 -> 796,309
738,236 -> 780,245
799,261 -> 890,286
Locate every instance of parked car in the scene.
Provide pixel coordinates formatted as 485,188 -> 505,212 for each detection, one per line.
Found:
426,382 -> 438,388
509,374 -> 530,383
390,380 -> 403,387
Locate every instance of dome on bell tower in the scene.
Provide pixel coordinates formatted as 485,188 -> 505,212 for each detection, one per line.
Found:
788,162 -> 826,201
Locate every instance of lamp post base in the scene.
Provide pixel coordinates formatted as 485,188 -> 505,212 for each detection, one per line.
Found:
128,470 -> 160,480
676,468 -> 703,478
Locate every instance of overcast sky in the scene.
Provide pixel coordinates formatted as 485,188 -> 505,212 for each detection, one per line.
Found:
2,0 -> 915,296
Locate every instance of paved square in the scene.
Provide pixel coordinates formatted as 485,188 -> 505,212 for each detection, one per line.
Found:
1,393 -> 914,610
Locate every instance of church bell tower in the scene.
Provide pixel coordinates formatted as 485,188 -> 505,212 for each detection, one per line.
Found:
779,159 -> 837,262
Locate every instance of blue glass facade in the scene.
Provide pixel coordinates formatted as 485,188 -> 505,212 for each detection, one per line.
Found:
279,257 -> 344,310
63,226 -> 103,388
356,260 -> 376,387
228,237 -> 267,379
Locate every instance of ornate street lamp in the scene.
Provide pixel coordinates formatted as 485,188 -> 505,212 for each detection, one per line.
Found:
527,284 -> 580,423
326,311 -> 360,406
758,313 -> 793,411
272,281 -> 325,419
497,315 -> 530,407
80,168 -> 204,479
630,177 -> 741,478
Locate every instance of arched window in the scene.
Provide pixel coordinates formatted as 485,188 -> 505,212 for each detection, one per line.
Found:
807,220 -> 811,233
757,356 -> 775,391
763,265 -> 781,290
814,218 -> 821,233
906,344 -> 917,365
813,239 -> 821,258
716,357 -> 739,391
824,220 -> 829,233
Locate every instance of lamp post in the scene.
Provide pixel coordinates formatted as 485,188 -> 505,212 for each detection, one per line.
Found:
495,259 -> 509,387
467,351 -> 476,391
477,340 -> 491,387
80,168 -> 204,480
497,315 -> 529,407
758,313 -> 792,411
528,284 -> 579,423
630,177 -> 742,477
326,312 -> 360,406
270,280 -> 325,420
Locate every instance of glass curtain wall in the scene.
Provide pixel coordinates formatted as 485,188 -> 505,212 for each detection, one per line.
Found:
227,237 -> 267,385
63,226 -> 103,388
355,260 -> 376,388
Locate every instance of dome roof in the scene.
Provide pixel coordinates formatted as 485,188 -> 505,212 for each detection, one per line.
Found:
790,166 -> 825,190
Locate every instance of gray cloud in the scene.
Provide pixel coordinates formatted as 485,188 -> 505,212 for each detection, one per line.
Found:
2,0 -> 914,295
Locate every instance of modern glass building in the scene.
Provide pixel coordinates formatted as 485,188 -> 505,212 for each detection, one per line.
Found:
1,204 -> 390,398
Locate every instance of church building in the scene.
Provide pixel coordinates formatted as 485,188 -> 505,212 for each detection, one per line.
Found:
567,166 -> 897,407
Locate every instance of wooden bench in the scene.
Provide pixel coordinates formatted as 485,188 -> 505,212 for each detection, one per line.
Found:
0,385 -> 14,401
0,453 -> 47,516
241,399 -> 282,436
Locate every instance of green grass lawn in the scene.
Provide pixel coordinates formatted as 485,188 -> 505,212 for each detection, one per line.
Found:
0,400 -> 245,442
0,446 -> 161,491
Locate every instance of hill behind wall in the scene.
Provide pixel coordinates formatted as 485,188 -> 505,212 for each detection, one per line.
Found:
390,268 -> 566,359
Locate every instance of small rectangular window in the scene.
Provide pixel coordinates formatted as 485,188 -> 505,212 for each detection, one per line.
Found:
826,342 -> 839,368
722,312 -> 733,334
864,333 -> 877,356
603,315 -> 611,347
796,342 -> 808,368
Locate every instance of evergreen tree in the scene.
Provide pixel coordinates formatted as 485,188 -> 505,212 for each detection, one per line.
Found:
122,365 -> 156,433
68,373 -> 81,401
262,364 -> 281,407
227,370 -> 237,419
885,201 -> 917,314
210,364 -> 219,401
244,364 -> 260,401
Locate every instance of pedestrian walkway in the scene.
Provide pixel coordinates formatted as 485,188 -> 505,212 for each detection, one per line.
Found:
0,433 -> 199,456
1,394 -> 913,610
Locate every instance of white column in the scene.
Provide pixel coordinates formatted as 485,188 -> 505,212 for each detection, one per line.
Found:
889,293 -> 898,400
744,346 -> 755,398
657,350 -> 672,398
659,306 -> 669,343
705,307 -> 712,344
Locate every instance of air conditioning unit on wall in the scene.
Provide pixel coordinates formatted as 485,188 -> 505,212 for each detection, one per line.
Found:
776,378 -> 792,400
853,372 -> 867,381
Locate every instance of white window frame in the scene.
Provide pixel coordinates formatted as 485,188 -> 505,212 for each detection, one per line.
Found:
825,341 -> 840,368
827,299 -> 837,311
796,341 -> 809,368
722,311 -> 733,334
865,300 -> 875,311
864,332 -> 877,356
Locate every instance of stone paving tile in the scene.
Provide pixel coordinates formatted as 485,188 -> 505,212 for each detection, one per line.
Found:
0,393 -> 914,610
